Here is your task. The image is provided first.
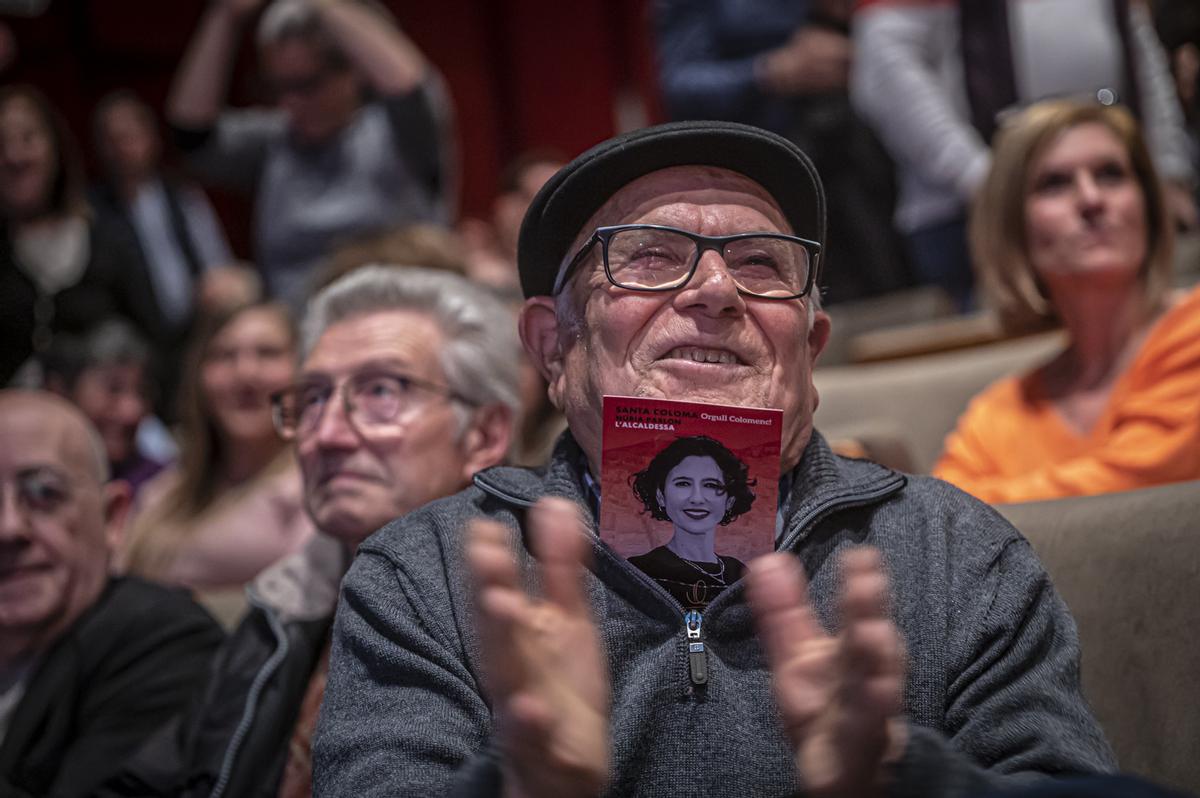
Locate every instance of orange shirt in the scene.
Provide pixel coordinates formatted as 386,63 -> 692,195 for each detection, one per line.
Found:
934,285 -> 1200,504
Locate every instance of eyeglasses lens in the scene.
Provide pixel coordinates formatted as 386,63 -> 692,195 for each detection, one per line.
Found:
605,228 -> 809,297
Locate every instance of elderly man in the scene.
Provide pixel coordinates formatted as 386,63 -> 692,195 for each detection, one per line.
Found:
0,391 -> 221,798
106,266 -> 521,797
313,122 -> 1113,796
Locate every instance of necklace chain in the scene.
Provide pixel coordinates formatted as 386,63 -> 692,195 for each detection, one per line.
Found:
679,553 -> 727,586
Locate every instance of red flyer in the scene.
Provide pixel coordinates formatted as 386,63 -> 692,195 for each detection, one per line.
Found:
599,395 -> 783,608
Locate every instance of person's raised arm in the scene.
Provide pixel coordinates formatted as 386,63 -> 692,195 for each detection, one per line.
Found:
167,0 -> 264,129
311,0 -> 426,97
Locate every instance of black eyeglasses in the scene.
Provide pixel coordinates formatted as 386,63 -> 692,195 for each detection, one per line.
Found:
270,371 -> 473,440
553,224 -> 821,299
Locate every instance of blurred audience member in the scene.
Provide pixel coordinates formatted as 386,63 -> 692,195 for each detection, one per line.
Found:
167,0 -> 455,307
511,354 -> 564,467
457,152 -> 566,461
107,266 -> 519,797
121,302 -> 312,621
92,91 -> 264,372
93,90 -> 263,415
1155,0 -> 1200,180
0,85 -> 166,388
935,101 -> 1200,503
314,221 -> 467,292
41,318 -> 166,497
93,91 -> 237,329
853,0 -> 1195,308
0,390 -> 221,798
0,23 -> 15,74
460,150 -> 563,297
655,0 -> 912,303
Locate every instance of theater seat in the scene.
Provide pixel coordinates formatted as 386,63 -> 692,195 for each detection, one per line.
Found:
998,481 -> 1200,795
815,331 -> 1063,473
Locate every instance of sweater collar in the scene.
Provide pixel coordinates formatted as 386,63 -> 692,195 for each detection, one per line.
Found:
247,532 -> 352,622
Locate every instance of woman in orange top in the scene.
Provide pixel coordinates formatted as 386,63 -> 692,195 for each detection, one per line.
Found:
934,100 -> 1200,504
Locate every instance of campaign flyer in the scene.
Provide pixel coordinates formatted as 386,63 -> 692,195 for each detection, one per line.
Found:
599,395 -> 783,572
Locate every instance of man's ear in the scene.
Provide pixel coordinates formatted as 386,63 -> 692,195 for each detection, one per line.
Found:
808,309 -> 832,363
101,479 -> 133,555
459,403 -> 515,481
519,297 -> 567,406
808,309 -> 832,411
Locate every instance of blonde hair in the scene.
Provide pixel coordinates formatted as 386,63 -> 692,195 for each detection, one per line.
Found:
123,301 -> 296,579
970,100 -> 1174,332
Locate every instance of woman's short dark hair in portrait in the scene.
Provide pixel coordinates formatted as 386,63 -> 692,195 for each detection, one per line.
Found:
630,435 -> 756,526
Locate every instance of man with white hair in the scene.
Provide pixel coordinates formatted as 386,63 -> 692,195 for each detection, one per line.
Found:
106,266 -> 521,797
168,0 -> 453,305
314,121 -> 1114,797
0,390 -> 221,798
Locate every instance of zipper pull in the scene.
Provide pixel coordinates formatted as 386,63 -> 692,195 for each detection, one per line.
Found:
684,609 -> 707,685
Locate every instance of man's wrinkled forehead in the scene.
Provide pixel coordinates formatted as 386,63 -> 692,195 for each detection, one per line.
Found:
567,165 -> 793,255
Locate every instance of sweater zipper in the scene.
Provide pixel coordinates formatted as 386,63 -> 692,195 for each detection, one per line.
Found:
684,609 -> 707,685
475,470 -> 905,691
683,479 -> 905,689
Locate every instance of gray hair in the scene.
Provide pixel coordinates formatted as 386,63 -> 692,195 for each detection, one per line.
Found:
257,0 -> 346,67
258,0 -> 319,46
258,0 -> 390,63
42,318 -> 150,391
302,265 -> 523,432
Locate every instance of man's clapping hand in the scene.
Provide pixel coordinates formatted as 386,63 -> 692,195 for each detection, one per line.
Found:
469,503 -> 907,798
468,498 -> 611,798
747,548 -> 908,798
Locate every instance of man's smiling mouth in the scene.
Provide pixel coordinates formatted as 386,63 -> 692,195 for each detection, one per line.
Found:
662,347 -> 741,365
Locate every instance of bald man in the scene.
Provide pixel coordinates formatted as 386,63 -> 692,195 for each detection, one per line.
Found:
0,390 -> 222,798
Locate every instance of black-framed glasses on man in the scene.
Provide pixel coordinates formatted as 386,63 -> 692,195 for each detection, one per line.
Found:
552,223 -> 821,299
270,371 -> 472,440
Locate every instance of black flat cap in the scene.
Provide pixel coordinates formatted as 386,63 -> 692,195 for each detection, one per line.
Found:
516,120 -> 826,298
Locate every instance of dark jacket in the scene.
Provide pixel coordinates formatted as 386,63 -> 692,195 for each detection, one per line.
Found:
314,432 -> 1115,797
178,601 -> 329,798
102,535 -> 346,798
89,179 -> 207,295
0,216 -> 166,387
0,577 -> 222,798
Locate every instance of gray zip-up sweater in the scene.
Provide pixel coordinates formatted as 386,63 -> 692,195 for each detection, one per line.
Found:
313,433 -> 1114,797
